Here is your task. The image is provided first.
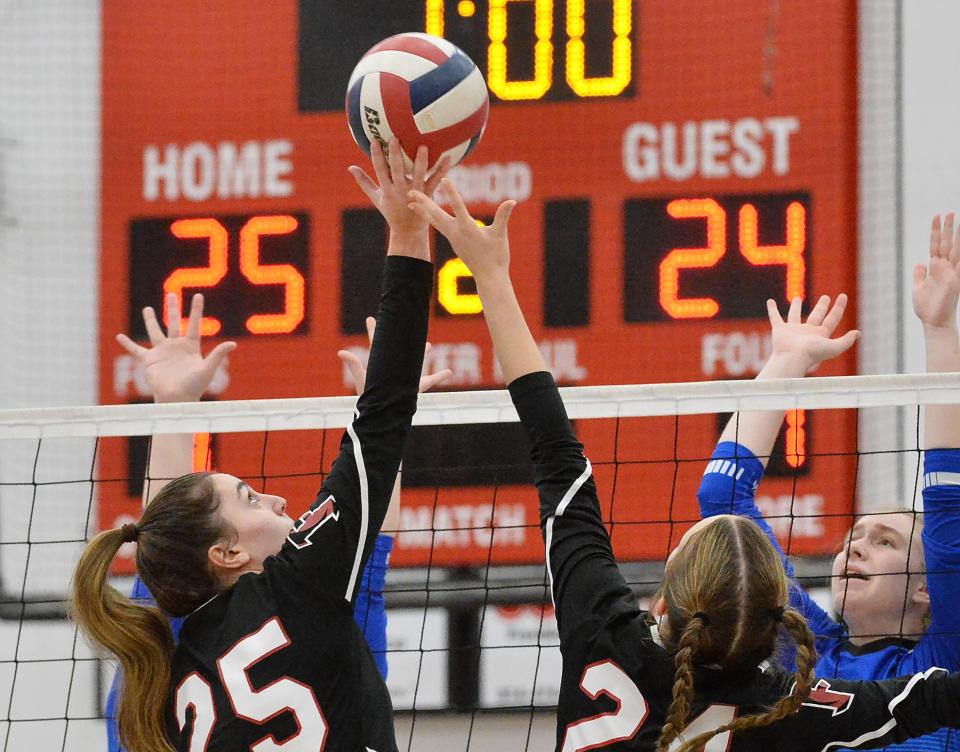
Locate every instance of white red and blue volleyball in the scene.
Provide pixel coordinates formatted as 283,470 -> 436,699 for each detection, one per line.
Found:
346,33 -> 489,169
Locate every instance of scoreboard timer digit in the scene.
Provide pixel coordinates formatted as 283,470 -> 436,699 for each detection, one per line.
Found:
299,0 -> 637,110
100,0 -> 858,571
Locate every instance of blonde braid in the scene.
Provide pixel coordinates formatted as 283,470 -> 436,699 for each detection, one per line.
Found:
670,608 -> 817,752
656,616 -> 706,752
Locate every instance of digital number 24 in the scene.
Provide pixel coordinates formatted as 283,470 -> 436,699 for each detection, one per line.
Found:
659,198 -> 806,319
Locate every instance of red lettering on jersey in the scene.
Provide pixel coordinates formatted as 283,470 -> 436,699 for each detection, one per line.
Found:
287,495 -> 339,550
802,679 -> 854,716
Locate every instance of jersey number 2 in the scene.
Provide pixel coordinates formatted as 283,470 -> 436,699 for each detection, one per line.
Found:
561,660 -> 735,751
175,617 -> 329,751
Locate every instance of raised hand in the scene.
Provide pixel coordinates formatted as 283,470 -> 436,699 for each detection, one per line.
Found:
407,178 -> 516,282
338,316 -> 453,395
116,293 -> 236,403
913,213 -> 960,331
348,138 -> 451,243
767,294 -> 859,374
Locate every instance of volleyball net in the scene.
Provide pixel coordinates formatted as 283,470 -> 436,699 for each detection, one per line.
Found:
1,373 -> 956,750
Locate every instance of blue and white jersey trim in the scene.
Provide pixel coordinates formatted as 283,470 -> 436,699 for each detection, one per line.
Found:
703,458 -> 746,480
923,471 -> 960,490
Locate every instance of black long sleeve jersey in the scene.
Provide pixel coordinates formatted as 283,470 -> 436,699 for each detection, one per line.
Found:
509,371 -> 960,752
168,257 -> 433,752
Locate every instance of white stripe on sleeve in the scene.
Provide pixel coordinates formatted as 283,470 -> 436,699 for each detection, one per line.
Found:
818,667 -> 945,752
344,410 -> 369,602
545,459 -> 594,605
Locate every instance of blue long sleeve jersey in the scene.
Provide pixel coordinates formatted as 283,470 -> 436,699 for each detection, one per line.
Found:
698,441 -> 960,752
105,533 -> 394,752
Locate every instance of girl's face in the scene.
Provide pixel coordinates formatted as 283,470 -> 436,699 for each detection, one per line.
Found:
830,513 -> 928,637
210,473 -> 294,575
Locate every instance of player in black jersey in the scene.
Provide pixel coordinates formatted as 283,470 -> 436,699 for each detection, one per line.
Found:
408,181 -> 960,752
72,138 -> 446,752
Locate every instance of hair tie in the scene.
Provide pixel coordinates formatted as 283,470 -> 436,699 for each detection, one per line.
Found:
120,523 -> 139,543
692,611 -> 710,626
769,606 -> 786,622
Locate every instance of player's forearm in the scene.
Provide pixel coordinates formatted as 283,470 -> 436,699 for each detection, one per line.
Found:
360,257 -> 432,411
923,324 -> 960,449
717,352 -> 807,464
380,472 -> 402,535
343,258 -> 432,528
143,433 -> 195,506
474,270 -> 546,384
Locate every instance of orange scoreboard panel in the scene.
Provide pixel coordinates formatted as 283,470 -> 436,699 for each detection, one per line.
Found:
100,1 -> 858,572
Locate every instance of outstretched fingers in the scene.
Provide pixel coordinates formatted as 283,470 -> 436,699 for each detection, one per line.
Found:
369,139 -> 391,190
819,293 -> 849,334
492,199 -> 517,234
408,189 -> 455,234
805,294 -> 831,327
941,213 -> 956,260
185,293 -> 204,339
348,166 -> 380,204
766,298 -> 783,328
115,332 -> 147,358
420,368 -> 454,392
439,178 -> 470,222
786,296 -> 802,324
142,306 -> 165,345
424,156 -> 452,195
951,214 -> 960,267
200,341 -> 237,380
166,292 -> 183,337
387,137 -> 406,187
410,145 -> 429,190
825,328 -> 860,356
337,350 -> 366,395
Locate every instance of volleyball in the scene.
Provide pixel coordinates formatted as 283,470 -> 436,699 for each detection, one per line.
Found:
346,32 -> 489,170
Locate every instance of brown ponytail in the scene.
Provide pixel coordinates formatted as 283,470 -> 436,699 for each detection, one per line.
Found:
655,516 -> 819,752
71,528 -> 176,752
71,471 -> 227,752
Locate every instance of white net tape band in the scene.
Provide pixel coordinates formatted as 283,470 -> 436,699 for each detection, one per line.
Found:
1,372 -> 959,440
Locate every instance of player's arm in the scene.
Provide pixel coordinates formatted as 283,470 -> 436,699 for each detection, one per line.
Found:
408,181 -> 633,644
701,295 -> 857,547
339,315 -> 452,677
108,293 -> 232,751
338,314 -> 453,537
704,294 -> 858,504
909,213 -> 960,670
758,669 -> 960,750
116,293 -> 236,504
699,296 -> 857,640
279,140 -> 449,603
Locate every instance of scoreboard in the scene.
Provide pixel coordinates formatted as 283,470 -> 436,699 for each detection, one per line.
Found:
100,0 -> 859,571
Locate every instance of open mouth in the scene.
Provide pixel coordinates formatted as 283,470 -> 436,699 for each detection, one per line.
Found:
843,571 -> 869,581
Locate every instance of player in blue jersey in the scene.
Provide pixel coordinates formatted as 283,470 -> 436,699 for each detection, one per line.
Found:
103,296 -> 450,752
697,213 -> 960,751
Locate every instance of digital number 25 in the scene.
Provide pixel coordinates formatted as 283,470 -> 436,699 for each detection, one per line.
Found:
164,215 -> 306,336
